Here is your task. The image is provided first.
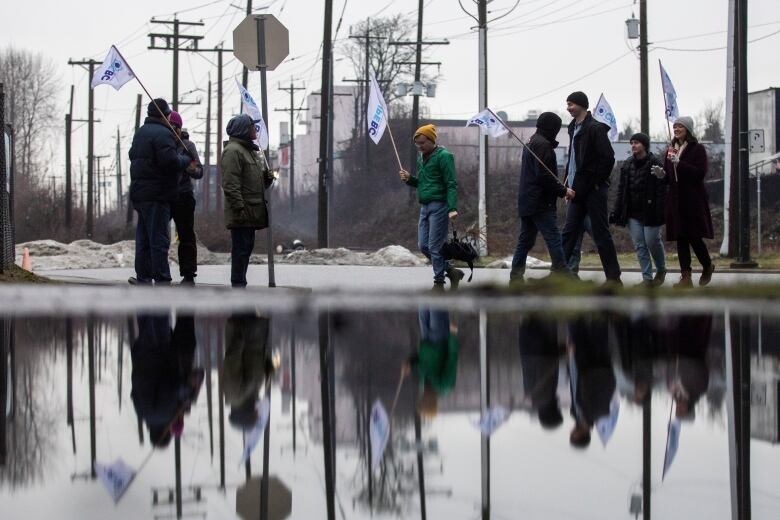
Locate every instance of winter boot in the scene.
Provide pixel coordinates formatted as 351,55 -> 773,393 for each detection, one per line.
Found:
699,264 -> 715,287
446,266 -> 465,289
673,271 -> 693,288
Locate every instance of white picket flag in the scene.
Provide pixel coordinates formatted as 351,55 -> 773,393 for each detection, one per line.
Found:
367,72 -> 389,145
595,394 -> 621,447
369,399 -> 390,470
662,418 -> 682,479
94,458 -> 136,503
235,79 -> 270,150
659,62 -> 680,122
593,93 -> 619,143
466,109 -> 508,138
472,405 -> 510,436
238,398 -> 271,465
91,45 -> 136,90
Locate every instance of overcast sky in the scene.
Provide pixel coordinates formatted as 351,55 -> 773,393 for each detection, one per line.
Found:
1,0 -> 778,180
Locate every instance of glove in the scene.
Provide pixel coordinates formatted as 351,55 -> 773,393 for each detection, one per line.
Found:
608,212 -> 616,225
651,165 -> 666,179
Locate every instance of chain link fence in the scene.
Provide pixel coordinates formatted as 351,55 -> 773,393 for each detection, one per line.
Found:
0,83 -> 15,273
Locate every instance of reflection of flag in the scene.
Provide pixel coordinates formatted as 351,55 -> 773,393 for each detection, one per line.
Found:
595,394 -> 620,446
662,418 -> 682,479
235,79 -> 270,150
369,399 -> 390,470
367,72 -> 389,145
473,405 -> 510,436
659,61 -> 680,122
466,109 -> 509,138
593,93 -> 619,143
239,398 -> 271,465
95,458 -> 136,503
91,45 -> 135,90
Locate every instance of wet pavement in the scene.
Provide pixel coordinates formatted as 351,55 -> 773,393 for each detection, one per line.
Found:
1,304 -> 779,519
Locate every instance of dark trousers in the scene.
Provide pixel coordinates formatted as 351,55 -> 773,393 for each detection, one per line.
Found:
230,227 -> 256,287
134,201 -> 172,284
562,184 -> 622,281
676,237 -> 711,272
511,208 -> 569,279
172,192 -> 198,279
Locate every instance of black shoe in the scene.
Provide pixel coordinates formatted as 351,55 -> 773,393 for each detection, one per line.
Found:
128,276 -> 152,286
446,267 -> 465,288
432,280 -> 446,291
640,280 -> 654,288
179,277 -> 195,286
699,264 -> 715,287
653,270 -> 667,287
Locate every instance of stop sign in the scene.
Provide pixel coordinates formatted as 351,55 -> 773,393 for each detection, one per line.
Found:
233,14 -> 289,71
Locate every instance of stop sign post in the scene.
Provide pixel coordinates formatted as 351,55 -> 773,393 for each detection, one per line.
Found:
233,14 -> 289,288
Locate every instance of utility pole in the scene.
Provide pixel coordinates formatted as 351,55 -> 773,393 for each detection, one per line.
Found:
68,58 -> 100,238
204,78 -> 212,212
477,0 -> 489,256
127,94 -> 142,226
115,128 -> 123,213
275,80 -> 307,212
94,155 -> 109,218
242,0 -> 252,88
317,0 -> 334,248
65,85 -> 74,228
148,18 -> 205,111
639,0 -> 649,135
389,1 -> 449,177
722,0 -> 738,257
731,0 -> 757,268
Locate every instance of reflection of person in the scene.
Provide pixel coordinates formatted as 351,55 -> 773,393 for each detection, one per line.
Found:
131,314 -> 203,447
402,308 -> 459,417
518,316 -> 564,429
566,317 -> 616,448
668,315 -> 712,420
223,313 -> 273,429
612,314 -> 661,405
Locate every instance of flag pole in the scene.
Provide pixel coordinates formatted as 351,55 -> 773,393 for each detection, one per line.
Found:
111,45 -> 195,160
659,60 -> 674,143
486,108 -> 566,189
385,123 -> 404,171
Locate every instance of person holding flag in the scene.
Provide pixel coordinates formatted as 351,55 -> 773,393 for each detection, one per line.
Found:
560,91 -> 622,286
399,125 -> 463,289
510,112 -> 575,283
128,99 -> 195,285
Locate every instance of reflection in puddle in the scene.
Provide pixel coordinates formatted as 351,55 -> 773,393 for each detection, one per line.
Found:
0,308 -> 778,519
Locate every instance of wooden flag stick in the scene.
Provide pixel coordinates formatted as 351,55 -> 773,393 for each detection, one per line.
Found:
385,123 -> 404,171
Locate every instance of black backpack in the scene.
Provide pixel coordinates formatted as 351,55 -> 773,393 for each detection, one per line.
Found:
440,229 -> 479,282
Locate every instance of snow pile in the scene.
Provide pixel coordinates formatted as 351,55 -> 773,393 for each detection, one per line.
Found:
281,245 -> 425,267
485,256 -> 551,269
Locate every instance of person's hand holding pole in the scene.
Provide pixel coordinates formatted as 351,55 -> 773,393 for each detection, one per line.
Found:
448,211 -> 458,220
399,169 -> 410,182
565,188 -> 575,201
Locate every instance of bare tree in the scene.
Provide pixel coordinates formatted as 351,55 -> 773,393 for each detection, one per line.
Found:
697,99 -> 725,143
618,116 -> 640,141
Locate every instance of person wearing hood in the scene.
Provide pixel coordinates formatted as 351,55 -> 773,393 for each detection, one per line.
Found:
510,112 -> 575,282
220,114 -> 274,288
610,132 -> 668,287
658,116 -> 715,288
168,111 -> 204,286
560,91 -> 622,285
129,98 -> 195,285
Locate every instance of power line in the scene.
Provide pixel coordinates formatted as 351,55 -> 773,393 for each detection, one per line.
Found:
653,28 -> 780,53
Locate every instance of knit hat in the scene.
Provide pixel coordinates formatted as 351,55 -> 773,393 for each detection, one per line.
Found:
226,114 -> 255,141
566,91 -> 589,109
169,111 -> 183,128
536,112 -> 562,135
147,98 -> 172,117
414,124 -> 437,143
629,132 -> 650,151
673,116 -> 695,137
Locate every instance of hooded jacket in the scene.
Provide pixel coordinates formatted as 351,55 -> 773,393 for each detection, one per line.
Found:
129,117 -> 190,203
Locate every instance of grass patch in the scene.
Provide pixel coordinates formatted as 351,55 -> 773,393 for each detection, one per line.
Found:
0,265 -> 54,284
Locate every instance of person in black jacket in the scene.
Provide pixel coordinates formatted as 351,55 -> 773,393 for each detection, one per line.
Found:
510,112 -> 575,282
168,111 -> 204,286
129,98 -> 194,285
610,132 -> 668,286
560,92 -> 622,284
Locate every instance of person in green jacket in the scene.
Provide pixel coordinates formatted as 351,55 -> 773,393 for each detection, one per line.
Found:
402,307 -> 459,418
221,114 -> 274,288
399,124 -> 464,289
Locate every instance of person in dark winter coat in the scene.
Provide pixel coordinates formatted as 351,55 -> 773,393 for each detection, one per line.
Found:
221,114 -> 274,288
610,132 -> 668,286
510,112 -> 575,282
519,315 -> 564,430
168,111 -> 204,285
560,91 -> 622,284
661,116 -> 715,288
129,98 -> 195,285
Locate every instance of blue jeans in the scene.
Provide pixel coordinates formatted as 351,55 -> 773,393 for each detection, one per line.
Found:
230,228 -> 256,287
134,201 -> 172,284
511,208 -> 569,279
418,201 -> 450,282
627,218 -> 666,281
567,215 -> 592,273
419,308 -> 450,343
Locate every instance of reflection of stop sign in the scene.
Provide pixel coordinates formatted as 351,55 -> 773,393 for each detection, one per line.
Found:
233,14 -> 289,71
236,476 -> 292,520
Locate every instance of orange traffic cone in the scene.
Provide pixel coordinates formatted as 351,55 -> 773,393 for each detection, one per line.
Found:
21,247 -> 32,272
